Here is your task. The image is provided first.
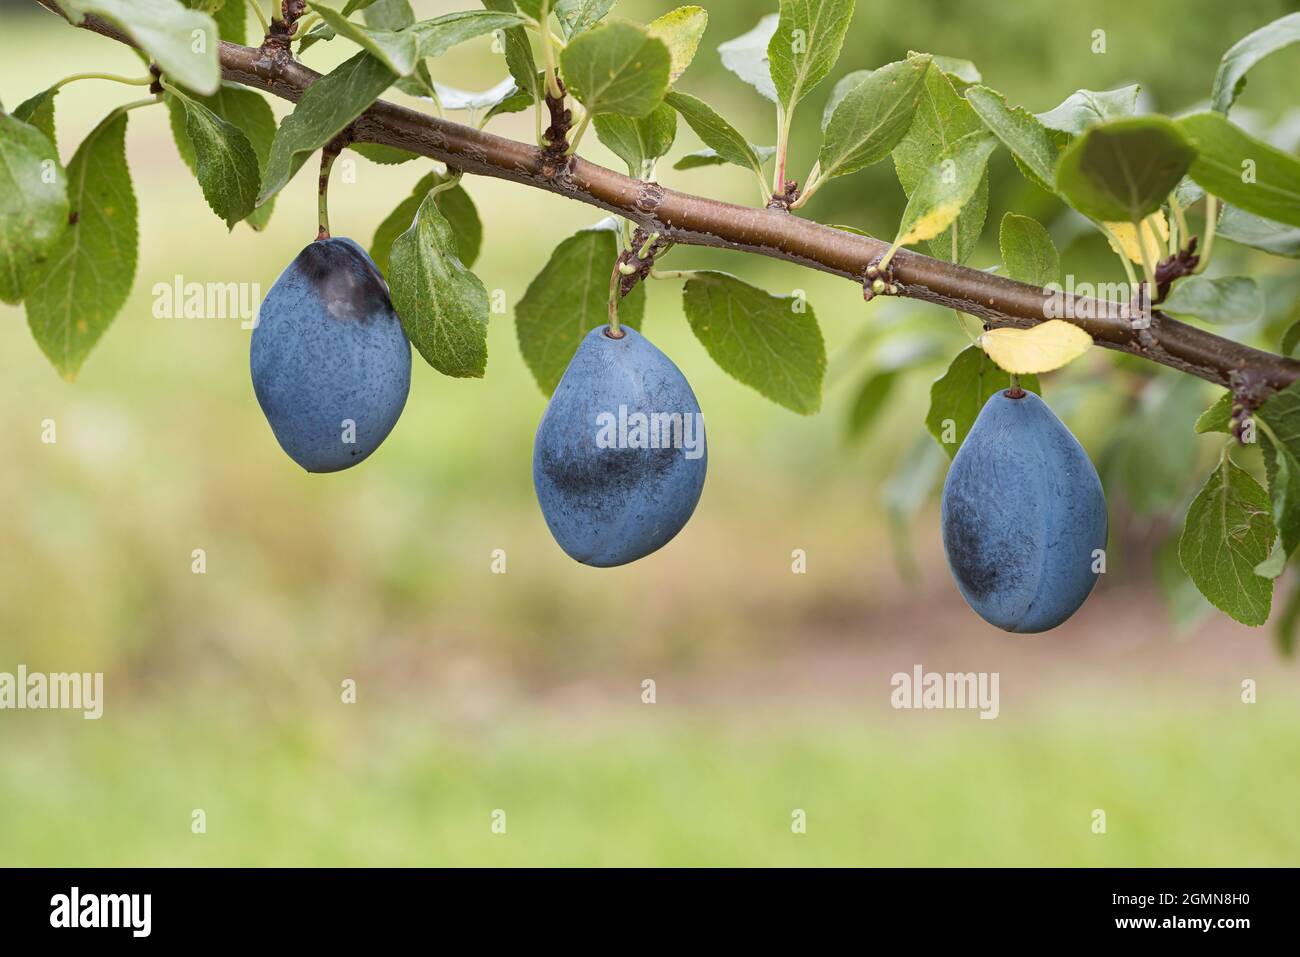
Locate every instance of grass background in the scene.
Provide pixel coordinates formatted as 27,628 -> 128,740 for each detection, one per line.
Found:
1,0 -> 1299,866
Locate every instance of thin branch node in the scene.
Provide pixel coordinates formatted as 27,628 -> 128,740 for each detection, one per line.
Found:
633,181 -> 665,217
616,227 -> 668,299
262,0 -> 306,55
541,75 -> 573,165
862,257 -> 899,302
766,179 -> 800,211
34,0 -> 1300,398
1154,236 -> 1200,302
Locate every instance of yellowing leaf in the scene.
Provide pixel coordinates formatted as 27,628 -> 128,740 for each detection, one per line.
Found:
898,200 -> 964,245
1106,213 -> 1168,264
648,6 -> 708,81
892,131 -> 996,248
979,320 -> 1093,375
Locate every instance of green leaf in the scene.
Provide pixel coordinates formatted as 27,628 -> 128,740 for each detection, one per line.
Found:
929,54 -> 980,86
296,22 -> 336,54
1178,452 -> 1274,627
14,87 -> 59,151
350,143 -> 419,165
307,2 -> 420,75
409,9 -> 525,59
386,81 -> 432,109
717,13 -> 777,102
298,0 -> 386,50
1259,441 -> 1300,573
881,434 -> 947,581
891,59 -> 984,263
209,0 -> 246,44
164,88 -> 260,228
167,83 -> 277,230
555,0 -> 616,39
768,0 -> 856,116
673,144 -> 775,170
484,85 -> 537,122
1217,205 -> 1300,258
593,102 -> 676,177
1284,318 -> 1300,357
387,189 -> 489,378
820,69 -> 869,129
847,368 -> 897,439
258,52 -> 396,205
1103,375 -> 1205,516
1174,176 -> 1205,208
481,0 -> 538,102
1276,581 -> 1300,656
1211,12 -> 1300,114
680,271 -> 826,415
926,346 -> 1040,457
1160,275 -> 1263,325
560,20 -> 671,118
510,0 -> 544,20
425,180 -> 481,269
1156,531 -> 1215,633
1034,85 -> 1140,135
1178,111 -> 1300,228
0,114 -> 68,305
515,221 -> 645,395
965,86 -> 1059,193
371,172 -> 482,275
894,131 -> 996,247
1194,392 -> 1232,434
363,0 -> 414,29
1256,380 -> 1300,557
999,212 -> 1059,287
664,90 -> 764,180
819,55 -> 929,182
64,0 -> 220,95
24,111 -> 137,380
1054,116 -> 1195,224
648,5 -> 708,82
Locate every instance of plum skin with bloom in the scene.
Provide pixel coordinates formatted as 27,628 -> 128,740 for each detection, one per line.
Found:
533,326 -> 707,567
251,237 -> 411,473
940,389 -> 1108,633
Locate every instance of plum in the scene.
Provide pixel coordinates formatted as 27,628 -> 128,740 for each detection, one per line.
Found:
251,237 -> 411,473
940,388 -> 1107,633
533,326 -> 707,566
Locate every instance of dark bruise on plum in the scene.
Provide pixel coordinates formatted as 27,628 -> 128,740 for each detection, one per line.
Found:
250,237 -> 411,473
291,239 -> 392,323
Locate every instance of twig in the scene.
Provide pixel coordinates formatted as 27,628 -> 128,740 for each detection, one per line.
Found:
36,0 -> 1300,396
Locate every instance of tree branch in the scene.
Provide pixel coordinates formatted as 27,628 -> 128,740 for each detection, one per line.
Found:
38,0 -> 1300,400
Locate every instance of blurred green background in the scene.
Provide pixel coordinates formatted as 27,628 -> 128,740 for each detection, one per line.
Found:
2,0 -> 1300,866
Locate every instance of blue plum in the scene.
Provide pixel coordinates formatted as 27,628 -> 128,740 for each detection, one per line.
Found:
533,326 -> 707,567
251,237 -> 411,473
940,389 -> 1107,633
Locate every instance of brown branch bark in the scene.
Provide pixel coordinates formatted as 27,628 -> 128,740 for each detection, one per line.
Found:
37,0 -> 1300,400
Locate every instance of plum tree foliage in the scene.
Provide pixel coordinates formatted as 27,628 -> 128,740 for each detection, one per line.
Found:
6,1 -> 1300,643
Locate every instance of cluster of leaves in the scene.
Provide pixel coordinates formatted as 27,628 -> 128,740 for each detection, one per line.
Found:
832,11 -> 1300,644
4,0 -> 1300,643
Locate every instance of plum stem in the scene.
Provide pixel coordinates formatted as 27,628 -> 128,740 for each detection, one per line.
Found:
538,0 -> 563,101
50,71 -> 152,91
42,0 -> 1300,397
317,136 -> 347,240
245,0 -> 269,34
1194,195 -> 1219,276
606,258 -> 623,338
